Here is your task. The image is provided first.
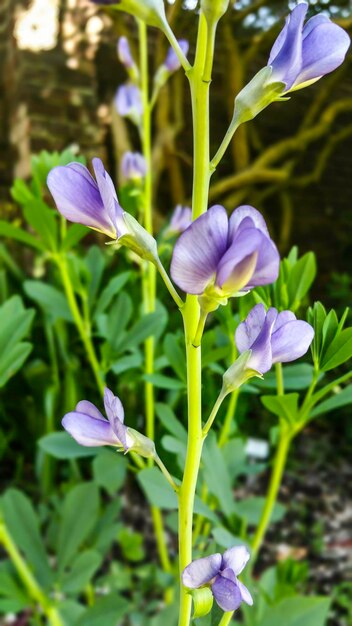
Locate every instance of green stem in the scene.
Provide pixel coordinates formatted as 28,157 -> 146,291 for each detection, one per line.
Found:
156,259 -> 184,309
161,21 -> 191,73
251,362 -> 289,559
178,300 -> 204,626
0,521 -> 64,626
155,454 -> 179,492
218,612 -> 234,626
55,254 -> 104,395
218,388 -> 239,447
251,428 -> 291,558
202,388 -> 227,438
138,18 -> 172,580
193,309 -> 208,348
178,11 -> 215,626
210,114 -> 240,173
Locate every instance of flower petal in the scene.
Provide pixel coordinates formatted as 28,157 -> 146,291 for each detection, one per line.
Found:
228,205 -> 270,240
247,307 -> 278,374
271,320 -> 314,364
235,303 -> 267,352
295,21 -> 350,87
75,400 -> 105,421
238,581 -> 253,606
47,164 -> 113,235
216,227 -> 262,293
182,553 -> 222,589
246,233 -> 280,289
62,411 -> 119,447
211,574 -> 242,612
170,205 -> 229,294
92,158 -> 122,236
269,3 -> 308,90
103,388 -> 125,425
273,310 -> 296,332
222,546 -> 251,576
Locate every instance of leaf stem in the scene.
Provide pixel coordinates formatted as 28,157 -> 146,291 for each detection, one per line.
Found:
0,520 -> 64,626
55,254 -> 105,395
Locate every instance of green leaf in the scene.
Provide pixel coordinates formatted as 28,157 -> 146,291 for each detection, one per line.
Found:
0,342 -> 33,388
202,432 -> 236,517
0,220 -> 45,250
110,352 -> 143,374
94,272 -> 131,318
156,403 -> 187,441
62,224 -> 87,250
0,297 -> 34,382
236,497 -> 286,526
137,467 -> 177,510
0,562 -> 29,614
163,334 -> 187,382
320,328 -> 352,371
287,252 -> 316,309
23,199 -> 58,250
118,307 -> 167,352
190,587 -> 213,619
254,364 -> 314,391
212,527 -> 249,549
85,246 -> 106,309
307,301 -> 326,364
24,281 -> 73,322
143,373 -> 185,390
38,432 -> 98,459
57,483 -> 100,573
257,595 -> 331,626
92,449 -> 127,496
76,594 -> 129,626
261,394 -> 300,425
117,528 -> 145,562
310,385 -> 352,418
1,489 -> 52,586
98,292 -> 133,351
61,550 -> 102,594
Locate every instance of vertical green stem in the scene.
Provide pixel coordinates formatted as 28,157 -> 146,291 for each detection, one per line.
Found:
55,255 -> 105,395
138,19 -> 172,579
218,611 -> 235,626
251,362 -> 290,558
178,12 -> 215,626
0,521 -> 64,626
250,428 -> 291,558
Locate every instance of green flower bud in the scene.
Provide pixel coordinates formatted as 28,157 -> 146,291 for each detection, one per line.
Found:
201,0 -> 230,23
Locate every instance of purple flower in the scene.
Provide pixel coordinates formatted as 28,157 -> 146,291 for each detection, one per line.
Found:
165,205 -> 192,236
47,158 -> 123,239
121,152 -> 147,181
235,303 -> 314,374
48,158 -> 159,261
164,40 -> 189,72
62,387 -> 156,458
268,3 -> 350,92
182,546 -> 253,612
170,205 -> 279,307
117,36 -> 134,69
115,84 -> 143,123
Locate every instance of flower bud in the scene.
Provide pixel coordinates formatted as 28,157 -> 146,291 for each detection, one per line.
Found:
126,428 -> 156,459
201,0 -> 230,23
222,350 -> 262,395
92,0 -> 167,28
117,213 -> 159,264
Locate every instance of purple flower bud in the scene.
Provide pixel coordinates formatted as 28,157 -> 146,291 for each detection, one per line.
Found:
182,546 -> 253,612
268,3 -> 350,92
121,152 -> 147,181
170,205 -> 279,307
235,303 -> 314,374
165,205 -> 192,236
47,158 -> 124,239
164,40 -> 189,72
117,36 -> 134,69
47,158 -> 159,262
115,84 -> 143,122
62,388 -> 156,458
